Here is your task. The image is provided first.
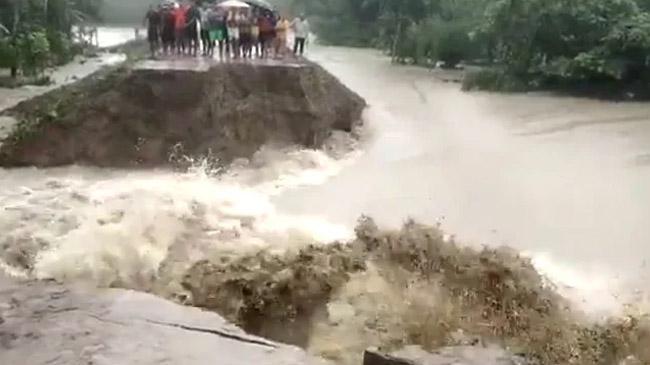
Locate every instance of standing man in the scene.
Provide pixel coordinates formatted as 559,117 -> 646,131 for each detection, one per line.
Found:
274,15 -> 290,59
239,10 -> 253,58
227,10 -> 240,58
185,0 -> 202,57
208,7 -> 227,59
258,11 -> 274,59
199,3 -> 210,56
144,5 -> 162,58
251,10 -> 260,58
161,3 -> 176,55
172,2 -> 187,55
291,14 -> 309,56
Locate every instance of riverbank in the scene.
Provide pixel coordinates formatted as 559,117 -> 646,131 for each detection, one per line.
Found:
0,53 -> 126,113
0,27 -> 146,141
461,67 -> 650,100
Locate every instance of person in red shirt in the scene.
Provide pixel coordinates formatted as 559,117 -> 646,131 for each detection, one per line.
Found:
172,2 -> 188,55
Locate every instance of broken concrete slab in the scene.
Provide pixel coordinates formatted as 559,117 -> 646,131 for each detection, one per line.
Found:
0,278 -> 331,365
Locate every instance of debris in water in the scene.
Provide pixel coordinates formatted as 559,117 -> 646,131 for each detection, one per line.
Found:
179,217 -> 650,365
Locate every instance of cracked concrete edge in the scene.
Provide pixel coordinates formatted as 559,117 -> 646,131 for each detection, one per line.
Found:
0,279 -> 331,365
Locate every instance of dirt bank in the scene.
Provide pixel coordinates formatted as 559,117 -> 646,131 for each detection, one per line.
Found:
0,59 -> 365,168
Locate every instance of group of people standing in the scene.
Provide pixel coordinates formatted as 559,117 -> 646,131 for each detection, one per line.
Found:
144,0 -> 310,60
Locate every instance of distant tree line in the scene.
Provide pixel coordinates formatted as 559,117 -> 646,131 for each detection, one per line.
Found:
280,0 -> 650,93
99,0 -> 150,25
0,0 -> 102,78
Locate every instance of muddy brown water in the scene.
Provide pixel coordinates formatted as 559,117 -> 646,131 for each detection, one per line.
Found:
2,37 -> 650,365
1,42 -> 649,314
273,46 -> 650,311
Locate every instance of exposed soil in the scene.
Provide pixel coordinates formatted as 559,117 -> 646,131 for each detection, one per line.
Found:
181,243 -> 366,348
0,59 -> 365,168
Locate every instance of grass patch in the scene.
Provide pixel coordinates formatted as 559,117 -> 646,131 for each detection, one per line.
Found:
0,64 -> 132,151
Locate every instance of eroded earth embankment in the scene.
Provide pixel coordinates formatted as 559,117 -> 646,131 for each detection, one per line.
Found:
0,59 -> 364,168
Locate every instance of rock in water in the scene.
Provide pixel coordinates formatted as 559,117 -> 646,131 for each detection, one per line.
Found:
363,349 -> 417,365
0,59 -> 365,168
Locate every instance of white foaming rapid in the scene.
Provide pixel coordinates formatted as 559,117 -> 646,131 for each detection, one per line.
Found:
0,133 -> 360,289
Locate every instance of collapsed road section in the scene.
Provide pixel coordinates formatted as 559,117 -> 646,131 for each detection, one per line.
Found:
0,58 -> 364,168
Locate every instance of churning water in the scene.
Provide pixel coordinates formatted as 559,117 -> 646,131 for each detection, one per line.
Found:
2,40 -> 650,364
0,132 -> 360,287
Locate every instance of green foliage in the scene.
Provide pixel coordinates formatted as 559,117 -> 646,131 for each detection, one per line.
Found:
278,0 -> 492,66
18,30 -> 51,75
433,21 -> 476,66
478,0 -> 650,89
99,0 -> 149,24
281,0 -> 650,92
0,37 -> 19,69
0,0 -> 101,78
462,68 -> 528,92
47,30 -> 73,64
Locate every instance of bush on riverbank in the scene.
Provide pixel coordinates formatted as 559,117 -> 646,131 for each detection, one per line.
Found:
286,0 -> 650,96
461,68 -> 529,92
0,0 -> 100,81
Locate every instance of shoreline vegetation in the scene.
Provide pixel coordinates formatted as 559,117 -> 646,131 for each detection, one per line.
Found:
276,0 -> 650,99
0,0 -> 105,88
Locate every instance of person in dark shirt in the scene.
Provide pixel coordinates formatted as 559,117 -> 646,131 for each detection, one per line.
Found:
144,5 -> 162,57
161,4 -> 176,56
185,1 -> 202,56
239,13 -> 253,59
199,5 -> 210,56
258,12 -> 275,59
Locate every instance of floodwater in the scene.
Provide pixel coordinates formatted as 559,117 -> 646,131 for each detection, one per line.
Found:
1,38 -> 650,315
274,47 -> 650,310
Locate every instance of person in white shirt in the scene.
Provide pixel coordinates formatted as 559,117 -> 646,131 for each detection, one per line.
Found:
291,14 -> 310,56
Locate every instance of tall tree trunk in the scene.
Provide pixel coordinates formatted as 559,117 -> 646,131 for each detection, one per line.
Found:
11,0 -> 20,79
391,14 -> 401,63
12,0 -> 19,33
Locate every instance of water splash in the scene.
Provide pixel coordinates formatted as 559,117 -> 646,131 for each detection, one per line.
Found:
0,135 -> 359,289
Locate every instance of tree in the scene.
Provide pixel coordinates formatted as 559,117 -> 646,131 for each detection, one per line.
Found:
18,29 -> 51,75
281,0 -> 650,91
0,0 -> 102,78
